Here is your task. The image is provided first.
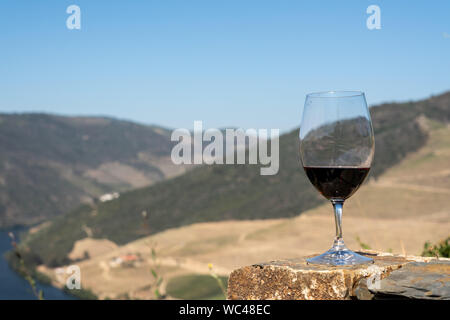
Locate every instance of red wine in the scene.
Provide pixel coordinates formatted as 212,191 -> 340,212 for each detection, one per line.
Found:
304,166 -> 370,200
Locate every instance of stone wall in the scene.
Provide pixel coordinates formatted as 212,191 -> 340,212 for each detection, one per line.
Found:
227,251 -> 450,300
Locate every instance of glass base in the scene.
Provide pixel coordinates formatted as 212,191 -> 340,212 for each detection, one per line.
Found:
306,239 -> 374,266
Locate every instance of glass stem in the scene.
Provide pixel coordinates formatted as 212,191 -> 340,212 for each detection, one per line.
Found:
332,200 -> 344,242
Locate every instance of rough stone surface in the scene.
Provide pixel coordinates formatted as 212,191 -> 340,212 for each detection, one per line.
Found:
369,260 -> 450,300
227,252 -> 450,300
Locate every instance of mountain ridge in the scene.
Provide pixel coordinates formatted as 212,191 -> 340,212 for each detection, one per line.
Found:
20,91 -> 450,266
0,113 -> 184,228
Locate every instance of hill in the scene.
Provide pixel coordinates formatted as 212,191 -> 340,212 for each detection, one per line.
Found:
0,113 -> 185,228
21,91 -> 450,267
36,117 -> 450,299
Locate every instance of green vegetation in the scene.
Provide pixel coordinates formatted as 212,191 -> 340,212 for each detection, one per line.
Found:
166,274 -> 228,300
422,237 -> 450,258
149,244 -> 164,299
16,91 -> 450,267
355,236 -> 372,250
208,264 -> 227,298
6,233 -> 47,299
62,287 -> 98,300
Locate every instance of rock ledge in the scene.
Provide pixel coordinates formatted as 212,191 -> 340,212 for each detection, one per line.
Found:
227,252 -> 450,300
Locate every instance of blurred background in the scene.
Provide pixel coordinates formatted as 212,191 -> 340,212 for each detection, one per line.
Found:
0,0 -> 449,299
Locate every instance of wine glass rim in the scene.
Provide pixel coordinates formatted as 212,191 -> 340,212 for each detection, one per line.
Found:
306,91 -> 364,98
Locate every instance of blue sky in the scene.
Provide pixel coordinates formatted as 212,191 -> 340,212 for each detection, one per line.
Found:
0,1 -> 449,132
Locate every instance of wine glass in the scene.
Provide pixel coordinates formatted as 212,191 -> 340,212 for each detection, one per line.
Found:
299,91 -> 375,266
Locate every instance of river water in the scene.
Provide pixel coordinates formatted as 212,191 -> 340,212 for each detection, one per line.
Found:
0,229 -> 75,300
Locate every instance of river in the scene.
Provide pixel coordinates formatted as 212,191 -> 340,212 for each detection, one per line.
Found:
0,229 -> 76,300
